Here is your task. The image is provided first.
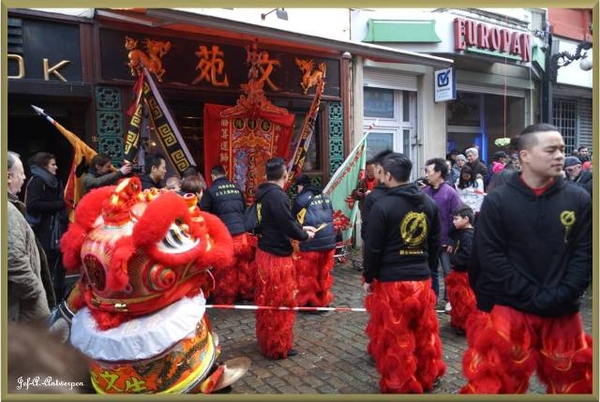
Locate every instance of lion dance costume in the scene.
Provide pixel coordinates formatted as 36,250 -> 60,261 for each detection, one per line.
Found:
56,177 -> 249,394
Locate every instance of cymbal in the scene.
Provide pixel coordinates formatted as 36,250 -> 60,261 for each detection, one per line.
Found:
213,357 -> 251,391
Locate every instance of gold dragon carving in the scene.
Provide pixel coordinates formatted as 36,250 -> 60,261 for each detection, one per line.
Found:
125,36 -> 172,82
294,58 -> 327,94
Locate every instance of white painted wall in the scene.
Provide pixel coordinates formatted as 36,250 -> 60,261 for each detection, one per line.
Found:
175,8 -> 351,41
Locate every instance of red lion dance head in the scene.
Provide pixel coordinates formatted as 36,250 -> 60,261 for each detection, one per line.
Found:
59,177 -> 247,394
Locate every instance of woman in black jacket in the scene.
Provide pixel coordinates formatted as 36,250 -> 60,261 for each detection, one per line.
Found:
24,152 -> 68,300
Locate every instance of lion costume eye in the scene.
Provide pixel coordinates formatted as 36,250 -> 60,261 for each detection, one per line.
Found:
157,221 -> 199,253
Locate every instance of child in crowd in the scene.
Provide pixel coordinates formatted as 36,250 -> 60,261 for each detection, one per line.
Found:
165,175 -> 182,192
446,205 -> 476,335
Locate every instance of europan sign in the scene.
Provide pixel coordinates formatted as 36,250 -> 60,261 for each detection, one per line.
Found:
434,67 -> 456,102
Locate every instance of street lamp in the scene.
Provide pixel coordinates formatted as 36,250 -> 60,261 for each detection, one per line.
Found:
261,8 -> 288,21
541,38 -> 593,123
548,40 -> 593,83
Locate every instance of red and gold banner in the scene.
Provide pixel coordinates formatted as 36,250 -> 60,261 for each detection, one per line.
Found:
204,104 -> 294,204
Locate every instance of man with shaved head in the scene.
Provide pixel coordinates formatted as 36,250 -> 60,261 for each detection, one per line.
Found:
462,123 -> 592,394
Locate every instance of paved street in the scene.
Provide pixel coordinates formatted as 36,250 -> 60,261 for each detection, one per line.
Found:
208,249 -> 594,395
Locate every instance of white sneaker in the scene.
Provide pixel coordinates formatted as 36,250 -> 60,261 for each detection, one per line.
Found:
444,301 -> 452,313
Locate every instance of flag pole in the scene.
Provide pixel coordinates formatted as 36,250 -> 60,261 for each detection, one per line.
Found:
322,119 -> 378,194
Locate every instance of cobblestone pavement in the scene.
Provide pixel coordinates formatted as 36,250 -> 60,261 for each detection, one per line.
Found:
208,249 -> 594,395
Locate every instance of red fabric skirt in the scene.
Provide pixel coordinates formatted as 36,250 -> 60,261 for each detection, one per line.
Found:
211,233 -> 254,304
365,279 -> 446,393
461,305 -> 593,394
238,234 -> 258,301
254,249 -> 297,359
445,270 -> 477,332
295,249 -> 335,307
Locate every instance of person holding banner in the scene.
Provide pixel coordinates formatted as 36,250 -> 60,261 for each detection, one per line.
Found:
363,152 -> 445,393
82,154 -> 133,195
254,157 -> 316,359
291,174 -> 336,308
351,160 -> 376,216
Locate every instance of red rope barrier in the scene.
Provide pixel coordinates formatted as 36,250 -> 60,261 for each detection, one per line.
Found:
205,304 -> 366,312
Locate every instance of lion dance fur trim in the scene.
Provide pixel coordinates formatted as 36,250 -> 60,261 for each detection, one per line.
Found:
461,305 -> 593,394
295,249 -> 335,307
254,249 -> 298,359
365,279 -> 446,393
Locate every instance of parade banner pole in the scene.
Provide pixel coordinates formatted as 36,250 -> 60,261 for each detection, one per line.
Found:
206,304 -> 366,312
32,104 -> 99,222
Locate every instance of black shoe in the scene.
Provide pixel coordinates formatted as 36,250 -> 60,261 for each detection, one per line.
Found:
454,328 -> 466,336
287,349 -> 298,357
213,385 -> 232,394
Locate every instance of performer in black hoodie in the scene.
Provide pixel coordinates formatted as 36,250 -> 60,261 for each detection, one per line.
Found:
362,152 -> 445,393
462,123 -> 592,394
253,157 -> 315,360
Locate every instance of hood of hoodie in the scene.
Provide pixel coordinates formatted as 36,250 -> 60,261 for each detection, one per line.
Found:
386,182 -> 427,207
255,182 -> 281,201
506,171 -> 566,199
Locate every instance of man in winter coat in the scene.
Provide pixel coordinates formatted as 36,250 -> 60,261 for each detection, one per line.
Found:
291,174 -> 336,307
564,156 -> 592,196
200,164 -> 254,303
423,157 -> 463,310
139,153 -> 167,190
7,151 -> 51,323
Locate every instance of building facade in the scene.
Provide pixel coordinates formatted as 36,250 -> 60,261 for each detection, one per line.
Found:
352,8 -> 542,164
547,8 -> 594,154
7,8 -> 451,188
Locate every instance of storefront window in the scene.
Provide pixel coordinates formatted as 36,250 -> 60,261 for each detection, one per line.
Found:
364,87 -> 394,119
366,132 -> 394,160
485,94 -> 525,155
447,92 -> 525,161
402,92 -> 411,122
447,92 -> 480,126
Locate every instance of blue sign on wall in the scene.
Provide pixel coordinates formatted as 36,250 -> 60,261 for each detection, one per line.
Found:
434,67 -> 456,102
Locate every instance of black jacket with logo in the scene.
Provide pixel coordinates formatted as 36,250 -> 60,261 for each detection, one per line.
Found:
363,183 -> 441,283
200,176 -> 246,235
470,173 -> 592,317
255,182 -> 308,256
291,184 -> 336,252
